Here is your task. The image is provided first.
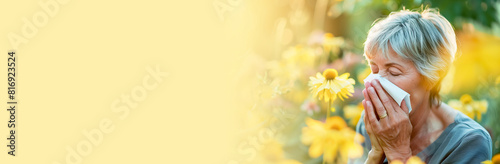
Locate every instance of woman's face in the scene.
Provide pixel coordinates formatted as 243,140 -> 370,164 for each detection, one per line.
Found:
366,47 -> 430,112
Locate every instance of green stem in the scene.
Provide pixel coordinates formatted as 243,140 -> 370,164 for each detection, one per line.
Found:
327,99 -> 331,120
323,99 -> 332,164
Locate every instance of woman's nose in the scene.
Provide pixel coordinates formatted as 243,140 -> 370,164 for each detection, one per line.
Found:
374,72 -> 388,78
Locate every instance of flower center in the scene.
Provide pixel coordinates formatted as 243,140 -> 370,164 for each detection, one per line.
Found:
460,94 -> 473,104
323,69 -> 338,80
326,116 -> 347,130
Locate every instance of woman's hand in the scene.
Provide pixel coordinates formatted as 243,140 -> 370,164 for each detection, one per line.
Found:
364,79 -> 413,163
362,88 -> 384,164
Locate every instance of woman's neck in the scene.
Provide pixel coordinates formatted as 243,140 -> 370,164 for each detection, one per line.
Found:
408,100 -> 457,155
409,100 -> 435,139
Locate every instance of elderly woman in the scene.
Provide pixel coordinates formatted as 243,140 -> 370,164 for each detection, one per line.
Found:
352,8 -> 492,164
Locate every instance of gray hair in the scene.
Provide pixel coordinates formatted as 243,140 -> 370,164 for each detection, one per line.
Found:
364,8 -> 457,106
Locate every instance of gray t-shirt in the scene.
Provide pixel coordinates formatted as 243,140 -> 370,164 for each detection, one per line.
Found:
351,112 -> 492,164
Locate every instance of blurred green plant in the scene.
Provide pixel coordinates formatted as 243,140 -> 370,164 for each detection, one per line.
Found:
367,0 -> 500,28
327,0 -> 500,52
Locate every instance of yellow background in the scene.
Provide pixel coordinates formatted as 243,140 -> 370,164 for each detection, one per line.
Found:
0,0 -> 252,163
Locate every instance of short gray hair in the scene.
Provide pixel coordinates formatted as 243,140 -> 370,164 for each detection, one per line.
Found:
364,8 -> 457,106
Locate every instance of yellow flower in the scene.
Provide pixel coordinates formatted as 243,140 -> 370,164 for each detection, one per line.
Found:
495,154 -> 500,164
323,33 -> 344,56
482,160 -> 492,164
449,94 -> 488,122
302,116 -> 364,163
407,156 -> 426,164
391,161 -> 404,164
482,154 -> 500,164
344,102 -> 364,126
391,156 -> 425,164
309,69 -> 355,103
460,94 -> 473,104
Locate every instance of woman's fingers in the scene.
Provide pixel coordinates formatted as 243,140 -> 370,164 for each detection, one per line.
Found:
400,99 -> 409,115
363,100 -> 377,133
371,79 -> 397,117
363,100 -> 369,129
362,100 -> 370,125
363,80 -> 413,162
363,88 -> 377,120
362,89 -> 372,105
367,84 -> 389,122
364,99 -> 380,131
363,102 -> 384,155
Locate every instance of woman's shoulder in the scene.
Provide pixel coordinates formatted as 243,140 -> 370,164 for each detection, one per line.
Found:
431,112 -> 493,163
436,110 -> 491,151
448,111 -> 490,139
438,103 -> 490,141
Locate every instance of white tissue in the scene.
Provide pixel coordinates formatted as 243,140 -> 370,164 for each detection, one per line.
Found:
363,73 -> 412,113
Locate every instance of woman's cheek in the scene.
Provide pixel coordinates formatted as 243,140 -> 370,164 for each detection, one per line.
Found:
388,77 -> 412,93
387,76 -> 404,86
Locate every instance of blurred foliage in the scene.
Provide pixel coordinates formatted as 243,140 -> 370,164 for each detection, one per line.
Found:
327,0 -> 500,52
366,0 -> 500,28
426,0 -> 500,28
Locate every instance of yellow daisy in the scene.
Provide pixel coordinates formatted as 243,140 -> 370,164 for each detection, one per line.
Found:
482,153 -> 500,164
391,156 -> 425,164
482,160 -> 492,164
309,69 -> 355,103
323,33 -> 344,56
407,156 -> 426,164
495,154 -> 500,164
302,116 -> 364,164
449,94 -> 488,122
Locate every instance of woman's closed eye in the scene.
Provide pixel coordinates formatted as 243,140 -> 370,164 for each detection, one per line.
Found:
390,72 -> 401,76
388,67 -> 402,76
